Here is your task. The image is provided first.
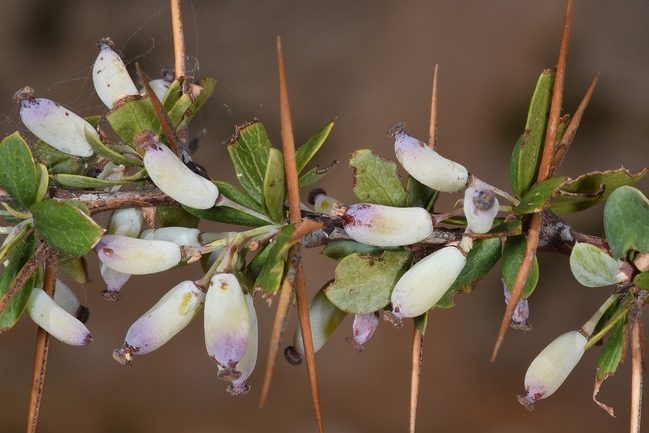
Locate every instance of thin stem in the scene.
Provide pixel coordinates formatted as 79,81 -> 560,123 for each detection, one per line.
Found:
27,252 -> 57,433
630,311 -> 643,433
277,37 -> 302,224
429,64 -> 439,149
135,62 -> 180,156
492,0 -> 572,362
170,0 -> 186,79
409,325 -> 423,433
550,72 -> 600,177
581,293 -> 621,337
0,243 -> 54,317
277,35 -> 324,433
259,244 -> 303,408
538,0 -> 571,182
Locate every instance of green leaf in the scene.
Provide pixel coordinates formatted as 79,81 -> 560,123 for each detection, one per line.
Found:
58,253 -> 90,283
214,180 -> 264,213
633,271 -> 649,291
50,173 -> 144,189
0,222 -> 32,264
514,176 -> 567,215
183,204 -> 269,227
569,242 -> 620,287
162,79 -> 183,111
106,95 -> 163,147
254,225 -> 295,295
263,148 -> 286,224
34,163 -> 49,203
604,186 -> 649,259
322,240 -> 399,262
84,127 -> 143,167
295,120 -> 335,173
550,168 -> 648,215
183,78 -> 216,125
298,160 -> 339,191
501,235 -> 539,299
325,250 -> 412,314
406,175 -> 436,209
510,70 -> 555,198
350,149 -> 407,206
0,233 -> 36,331
435,237 -> 502,308
241,242 -> 272,288
31,199 -> 104,256
157,206 -> 200,228
227,121 -> 272,204
596,314 -> 626,380
32,139 -> 75,168
0,132 -> 38,208
167,78 -> 216,129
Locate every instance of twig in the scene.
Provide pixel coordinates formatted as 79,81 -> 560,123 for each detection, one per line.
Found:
0,243 -> 54,317
27,251 -> 57,433
52,189 -> 178,215
491,213 -> 541,361
135,62 -> 181,156
630,309 -> 643,433
409,325 -> 424,433
429,64 -> 439,149
492,0 -> 572,361
276,35 -> 324,433
538,0 -> 571,182
550,72 -> 600,177
258,264 -> 295,408
170,0 -> 186,79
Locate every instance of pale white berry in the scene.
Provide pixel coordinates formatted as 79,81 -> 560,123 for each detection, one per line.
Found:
386,246 -> 466,327
390,122 -> 468,193
463,186 -> 499,234
26,287 -> 93,346
94,234 -> 181,275
134,130 -> 219,210
222,294 -> 258,396
93,38 -> 139,108
113,280 -> 205,365
204,273 -> 251,381
340,203 -> 433,247
284,286 -> 347,365
15,86 -> 96,157
518,330 -> 587,410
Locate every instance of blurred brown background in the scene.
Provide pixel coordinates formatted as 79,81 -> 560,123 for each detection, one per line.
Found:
1,1 -> 648,432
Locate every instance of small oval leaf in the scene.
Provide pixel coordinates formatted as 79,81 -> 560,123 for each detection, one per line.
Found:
350,149 -> 407,207
569,242 -> 620,287
31,199 -> 104,256
502,235 -> 539,299
325,250 -> 411,314
0,132 -> 38,208
603,186 -> 649,259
